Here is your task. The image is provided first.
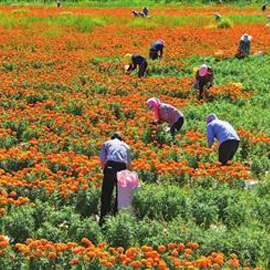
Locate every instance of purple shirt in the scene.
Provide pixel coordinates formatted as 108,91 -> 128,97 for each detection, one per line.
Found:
99,139 -> 131,166
158,103 -> 183,126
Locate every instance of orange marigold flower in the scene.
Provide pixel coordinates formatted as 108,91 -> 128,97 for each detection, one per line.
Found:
158,245 -> 166,253
69,258 -> 79,264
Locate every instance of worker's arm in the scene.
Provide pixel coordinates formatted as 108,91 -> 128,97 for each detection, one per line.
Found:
159,47 -> 163,58
207,125 -> 214,148
99,143 -> 107,168
126,148 -> 132,170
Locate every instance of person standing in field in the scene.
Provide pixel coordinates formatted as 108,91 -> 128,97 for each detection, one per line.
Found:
99,132 -> 131,226
56,0 -> 61,7
124,53 -> 148,78
193,64 -> 214,100
235,34 -> 252,59
206,113 -> 240,166
149,39 -> 164,60
146,97 -> 184,138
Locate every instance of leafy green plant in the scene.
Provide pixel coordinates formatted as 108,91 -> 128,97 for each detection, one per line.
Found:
104,211 -> 137,249
133,184 -> 187,221
1,206 -> 35,243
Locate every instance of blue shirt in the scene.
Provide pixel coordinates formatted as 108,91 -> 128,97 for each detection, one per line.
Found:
207,120 -> 240,147
132,54 -> 146,65
150,42 -> 164,51
99,139 -> 131,166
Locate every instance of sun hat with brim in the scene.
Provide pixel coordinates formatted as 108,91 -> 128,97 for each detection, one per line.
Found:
241,34 -> 252,41
199,64 -> 208,77
124,53 -> 132,63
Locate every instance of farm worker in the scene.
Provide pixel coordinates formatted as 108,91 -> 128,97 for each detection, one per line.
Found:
56,0 -> 61,7
236,34 -> 252,59
214,12 -> 222,21
124,53 -> 148,78
146,97 -> 184,138
99,132 -> 131,226
132,10 -> 140,17
141,7 -> 149,17
193,64 -> 214,100
262,2 -> 267,12
149,39 -> 164,60
206,113 -> 240,166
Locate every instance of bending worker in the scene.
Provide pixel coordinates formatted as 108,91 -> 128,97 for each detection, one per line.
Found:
236,34 -> 252,59
194,64 -> 214,100
99,132 -> 131,226
124,53 -> 148,78
146,97 -> 184,138
206,113 -> 240,166
149,39 -> 164,60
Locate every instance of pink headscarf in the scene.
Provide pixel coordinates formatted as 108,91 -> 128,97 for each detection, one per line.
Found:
199,64 -> 208,77
206,113 -> 218,124
157,39 -> 164,45
147,97 -> 161,120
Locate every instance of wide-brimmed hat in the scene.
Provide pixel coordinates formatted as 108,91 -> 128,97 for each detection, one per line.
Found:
241,34 -> 252,41
124,53 -> 132,63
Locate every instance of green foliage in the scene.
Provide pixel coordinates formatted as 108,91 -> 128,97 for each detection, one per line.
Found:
1,206 -> 35,242
75,189 -> 100,217
133,184 -> 187,221
71,217 -> 102,244
216,18 -> 233,29
251,156 -> 270,179
104,211 -> 137,249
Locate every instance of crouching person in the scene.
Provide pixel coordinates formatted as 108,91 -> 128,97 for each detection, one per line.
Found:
235,34 -> 252,59
194,64 -> 214,100
149,39 -> 164,60
124,53 -> 148,78
206,113 -> 240,166
99,132 -> 131,226
146,97 -> 184,139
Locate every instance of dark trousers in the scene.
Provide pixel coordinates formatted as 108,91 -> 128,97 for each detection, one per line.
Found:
138,60 -> 148,78
99,161 -> 126,226
149,49 -> 159,60
170,117 -> 184,137
219,140 -> 239,165
198,81 -> 212,99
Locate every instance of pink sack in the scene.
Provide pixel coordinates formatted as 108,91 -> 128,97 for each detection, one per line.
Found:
117,170 -> 140,189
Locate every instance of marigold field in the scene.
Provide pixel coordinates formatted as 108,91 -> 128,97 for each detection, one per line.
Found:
1,4 -> 270,269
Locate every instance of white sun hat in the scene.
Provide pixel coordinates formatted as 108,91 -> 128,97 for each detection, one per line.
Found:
241,34 -> 252,41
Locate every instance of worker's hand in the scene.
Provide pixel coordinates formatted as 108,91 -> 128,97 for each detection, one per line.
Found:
149,121 -> 158,125
124,64 -> 132,75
